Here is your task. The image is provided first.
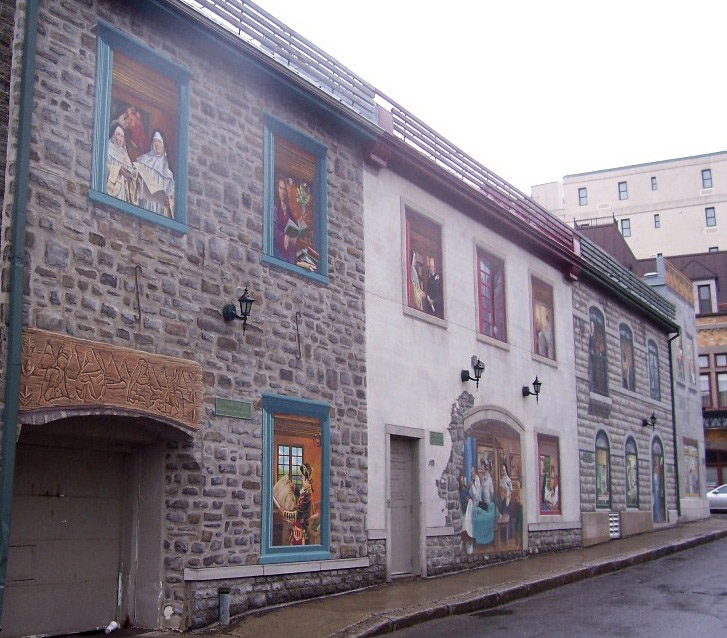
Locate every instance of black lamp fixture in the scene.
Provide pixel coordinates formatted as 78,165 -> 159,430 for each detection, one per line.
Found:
222,287 -> 255,334
642,412 -> 657,429
461,356 -> 486,390
522,376 -> 543,403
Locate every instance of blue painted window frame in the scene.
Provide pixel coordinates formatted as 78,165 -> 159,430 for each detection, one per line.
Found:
89,21 -> 190,233
262,115 -> 329,284
261,393 -> 331,564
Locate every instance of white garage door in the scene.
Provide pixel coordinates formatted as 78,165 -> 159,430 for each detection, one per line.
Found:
3,444 -> 125,637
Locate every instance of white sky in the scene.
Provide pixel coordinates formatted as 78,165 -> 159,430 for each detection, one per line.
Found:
252,0 -> 726,193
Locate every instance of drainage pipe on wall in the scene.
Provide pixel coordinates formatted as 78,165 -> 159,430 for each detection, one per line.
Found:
0,0 -> 39,627
668,331 -> 681,519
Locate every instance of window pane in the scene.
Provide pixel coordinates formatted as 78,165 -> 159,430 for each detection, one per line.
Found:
654,214 -> 660,228
701,374 -> 711,408
578,187 -> 588,206
699,354 -> 710,368
698,284 -> 713,314
716,354 -> 727,367
621,219 -> 631,237
651,176 -> 657,191
618,181 -> 628,200
477,250 -> 506,341
706,207 -> 716,227
718,373 -> 727,407
702,169 -> 713,189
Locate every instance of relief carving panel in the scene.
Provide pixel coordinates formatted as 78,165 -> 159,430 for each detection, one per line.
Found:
19,328 -> 203,430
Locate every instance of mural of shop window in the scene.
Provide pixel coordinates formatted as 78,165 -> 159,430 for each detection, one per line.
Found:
595,431 -> 611,508
619,324 -> 635,391
647,339 -> 661,401
685,336 -> 697,385
476,249 -> 506,341
675,335 -> 685,383
90,22 -> 190,233
405,208 -> 444,319
531,277 -> 555,360
261,394 -> 330,563
537,434 -> 561,515
684,439 -> 701,497
651,437 -> 666,523
460,420 -> 522,555
625,437 -> 639,508
588,306 -> 608,395
263,117 -> 328,283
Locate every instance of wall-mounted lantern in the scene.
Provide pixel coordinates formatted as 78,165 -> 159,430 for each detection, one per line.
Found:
461,357 -> 486,390
222,287 -> 255,335
522,376 -> 543,403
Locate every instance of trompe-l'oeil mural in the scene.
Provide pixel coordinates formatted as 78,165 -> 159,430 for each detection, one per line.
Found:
105,51 -> 177,219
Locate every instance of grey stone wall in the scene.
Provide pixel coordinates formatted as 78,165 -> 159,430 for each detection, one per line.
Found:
573,279 -> 676,515
528,528 -> 581,553
4,0 -> 373,628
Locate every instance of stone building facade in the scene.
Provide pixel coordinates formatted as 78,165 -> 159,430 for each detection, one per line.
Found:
0,0 -> 381,634
574,238 -> 679,545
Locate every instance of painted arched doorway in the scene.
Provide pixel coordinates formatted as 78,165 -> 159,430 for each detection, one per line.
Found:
651,437 -> 666,523
460,407 -> 523,555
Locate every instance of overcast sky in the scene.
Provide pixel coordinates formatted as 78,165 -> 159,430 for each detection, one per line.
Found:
251,0 -> 726,193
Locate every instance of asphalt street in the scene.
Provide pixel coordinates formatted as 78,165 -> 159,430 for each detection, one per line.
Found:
391,535 -> 727,637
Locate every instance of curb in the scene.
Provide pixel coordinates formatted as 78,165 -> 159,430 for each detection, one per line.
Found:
331,528 -> 727,638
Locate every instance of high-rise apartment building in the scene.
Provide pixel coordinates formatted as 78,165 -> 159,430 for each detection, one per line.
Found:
532,151 -> 727,259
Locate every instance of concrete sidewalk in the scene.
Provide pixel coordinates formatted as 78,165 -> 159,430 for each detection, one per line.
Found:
210,517 -> 727,638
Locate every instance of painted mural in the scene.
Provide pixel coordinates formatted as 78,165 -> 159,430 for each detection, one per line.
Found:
476,249 -> 506,341
460,422 -> 522,554
684,439 -> 701,497
619,324 -> 635,391
106,51 -> 178,218
676,335 -> 685,382
647,339 -> 661,401
625,437 -> 639,507
531,277 -> 555,360
271,414 -> 322,546
588,306 -> 608,395
652,438 -> 666,523
272,136 -> 320,272
595,431 -> 611,508
686,336 -> 696,385
538,434 -> 560,514
405,208 -> 444,319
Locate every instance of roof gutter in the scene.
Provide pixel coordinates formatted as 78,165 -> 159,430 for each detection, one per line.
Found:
0,0 -> 38,626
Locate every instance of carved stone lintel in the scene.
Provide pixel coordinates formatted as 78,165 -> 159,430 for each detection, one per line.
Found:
19,328 -> 203,431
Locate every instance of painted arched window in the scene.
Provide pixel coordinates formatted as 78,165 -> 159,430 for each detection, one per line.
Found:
620,324 -> 635,391
651,437 -> 666,523
647,339 -> 661,401
595,431 -> 611,508
625,437 -> 639,507
589,307 -> 608,395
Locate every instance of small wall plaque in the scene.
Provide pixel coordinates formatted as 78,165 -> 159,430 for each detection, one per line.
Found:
429,431 -> 444,446
215,398 -> 252,420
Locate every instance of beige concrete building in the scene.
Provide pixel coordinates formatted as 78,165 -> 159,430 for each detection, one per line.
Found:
532,151 -> 727,259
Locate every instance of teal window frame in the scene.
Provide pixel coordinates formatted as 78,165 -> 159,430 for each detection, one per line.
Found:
262,115 -> 329,284
89,21 -> 190,233
261,393 -> 331,564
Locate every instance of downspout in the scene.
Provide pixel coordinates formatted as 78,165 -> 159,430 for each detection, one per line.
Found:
668,331 -> 681,519
0,0 -> 39,626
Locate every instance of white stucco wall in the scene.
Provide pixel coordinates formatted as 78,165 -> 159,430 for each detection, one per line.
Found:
364,165 -> 581,538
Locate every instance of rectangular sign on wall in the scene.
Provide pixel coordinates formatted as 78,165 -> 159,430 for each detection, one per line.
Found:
429,431 -> 444,446
215,398 -> 253,419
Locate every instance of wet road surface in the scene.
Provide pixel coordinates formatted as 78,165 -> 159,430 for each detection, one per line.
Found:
392,535 -> 727,637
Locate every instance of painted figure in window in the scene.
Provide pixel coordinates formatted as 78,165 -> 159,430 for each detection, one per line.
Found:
106,125 -> 136,204
111,105 -> 148,161
425,257 -> 442,316
535,306 -> 553,358
273,177 -> 299,264
676,337 -> 685,381
626,448 -> 638,507
282,462 -> 314,545
542,467 -> 559,512
410,252 -> 427,311
134,130 -> 175,219
620,325 -> 635,391
686,338 -> 696,385
589,308 -> 608,395
652,457 -> 664,523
